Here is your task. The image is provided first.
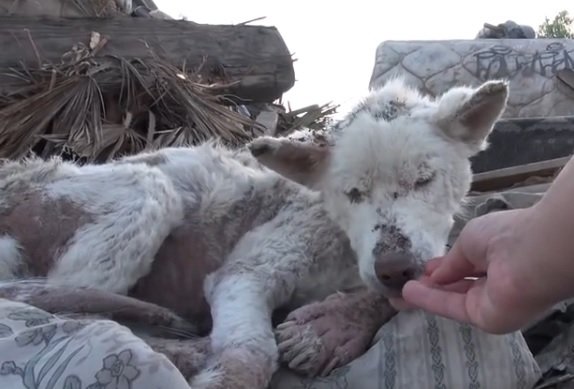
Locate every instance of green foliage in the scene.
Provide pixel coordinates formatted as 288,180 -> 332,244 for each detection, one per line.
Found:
538,10 -> 574,39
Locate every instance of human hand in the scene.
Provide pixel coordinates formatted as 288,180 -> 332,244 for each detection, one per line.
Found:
389,208 -> 557,334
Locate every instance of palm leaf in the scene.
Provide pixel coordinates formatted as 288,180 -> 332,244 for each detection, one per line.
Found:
0,35 -> 335,163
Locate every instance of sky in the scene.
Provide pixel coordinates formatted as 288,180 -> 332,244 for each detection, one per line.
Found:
154,0 -> 573,115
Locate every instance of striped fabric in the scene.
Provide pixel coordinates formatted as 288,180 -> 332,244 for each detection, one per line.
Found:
271,309 -> 541,389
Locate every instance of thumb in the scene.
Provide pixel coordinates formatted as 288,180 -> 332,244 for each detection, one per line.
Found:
401,280 -> 472,324
430,239 -> 487,285
430,217 -> 492,284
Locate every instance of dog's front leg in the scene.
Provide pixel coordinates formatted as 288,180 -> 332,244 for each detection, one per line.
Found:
189,273 -> 280,389
275,288 -> 396,377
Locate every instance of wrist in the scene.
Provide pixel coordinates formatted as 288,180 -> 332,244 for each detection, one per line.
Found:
511,202 -> 574,307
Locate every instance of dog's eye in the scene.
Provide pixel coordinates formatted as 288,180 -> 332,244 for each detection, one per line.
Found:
415,172 -> 435,188
345,188 -> 364,203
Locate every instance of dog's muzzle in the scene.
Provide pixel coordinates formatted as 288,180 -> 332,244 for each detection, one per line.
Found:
373,250 -> 418,292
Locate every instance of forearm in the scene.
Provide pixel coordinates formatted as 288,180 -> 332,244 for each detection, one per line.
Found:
516,155 -> 574,304
534,155 -> 574,229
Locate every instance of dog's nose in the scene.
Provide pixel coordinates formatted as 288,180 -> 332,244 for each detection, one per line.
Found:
374,251 -> 417,290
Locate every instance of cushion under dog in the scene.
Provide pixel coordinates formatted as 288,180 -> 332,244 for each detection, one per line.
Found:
0,298 -> 190,389
271,309 -> 541,389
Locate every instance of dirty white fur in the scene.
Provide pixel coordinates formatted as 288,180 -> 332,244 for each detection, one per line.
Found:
0,236 -> 22,279
254,77 -> 509,294
44,164 -> 184,293
0,78 -> 508,388
0,158 -> 184,293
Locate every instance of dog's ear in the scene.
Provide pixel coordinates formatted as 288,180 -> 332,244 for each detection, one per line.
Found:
434,80 -> 509,155
248,136 -> 330,188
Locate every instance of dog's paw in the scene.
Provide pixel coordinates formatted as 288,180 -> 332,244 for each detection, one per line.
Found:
247,137 -> 280,157
275,295 -> 376,377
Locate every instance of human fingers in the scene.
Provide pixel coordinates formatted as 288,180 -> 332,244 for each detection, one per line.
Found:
401,280 -> 473,324
429,216 -> 496,285
435,278 -> 479,293
404,275 -> 535,334
389,275 -> 436,311
425,257 -> 480,281
389,275 -> 441,311
429,241 -> 479,285
413,274 -> 480,294
388,297 -> 416,311
390,278 -> 479,312
424,257 -> 443,275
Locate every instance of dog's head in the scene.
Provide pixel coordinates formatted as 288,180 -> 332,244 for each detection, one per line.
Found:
249,78 -> 508,297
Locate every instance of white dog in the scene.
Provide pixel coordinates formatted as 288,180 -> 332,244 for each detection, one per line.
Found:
0,78 -> 508,388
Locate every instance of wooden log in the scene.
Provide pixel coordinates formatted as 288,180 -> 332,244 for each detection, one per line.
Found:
0,15 -> 295,103
470,116 -> 574,174
471,156 -> 571,193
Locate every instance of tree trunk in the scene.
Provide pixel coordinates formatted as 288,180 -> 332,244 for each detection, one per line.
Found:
0,15 -> 295,103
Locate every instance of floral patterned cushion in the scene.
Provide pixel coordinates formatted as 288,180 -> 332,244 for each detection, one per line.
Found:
0,298 -> 543,389
0,298 -> 190,389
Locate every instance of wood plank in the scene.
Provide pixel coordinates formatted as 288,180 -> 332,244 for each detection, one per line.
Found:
0,15 -> 295,103
471,156 -> 571,193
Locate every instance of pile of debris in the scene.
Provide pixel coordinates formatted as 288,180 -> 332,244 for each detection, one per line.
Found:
2,0 -> 170,19
0,0 -> 337,163
475,20 -> 536,39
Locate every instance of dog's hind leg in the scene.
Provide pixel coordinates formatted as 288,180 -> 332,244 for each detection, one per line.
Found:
0,280 -> 197,337
141,336 -> 212,380
44,163 -> 184,294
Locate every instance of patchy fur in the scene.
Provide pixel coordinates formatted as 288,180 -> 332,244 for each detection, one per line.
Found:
0,78 -> 508,388
250,77 -> 508,297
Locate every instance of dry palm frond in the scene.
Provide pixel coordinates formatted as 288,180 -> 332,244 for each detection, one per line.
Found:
277,102 -> 339,136
0,40 -> 262,163
71,0 -> 124,17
